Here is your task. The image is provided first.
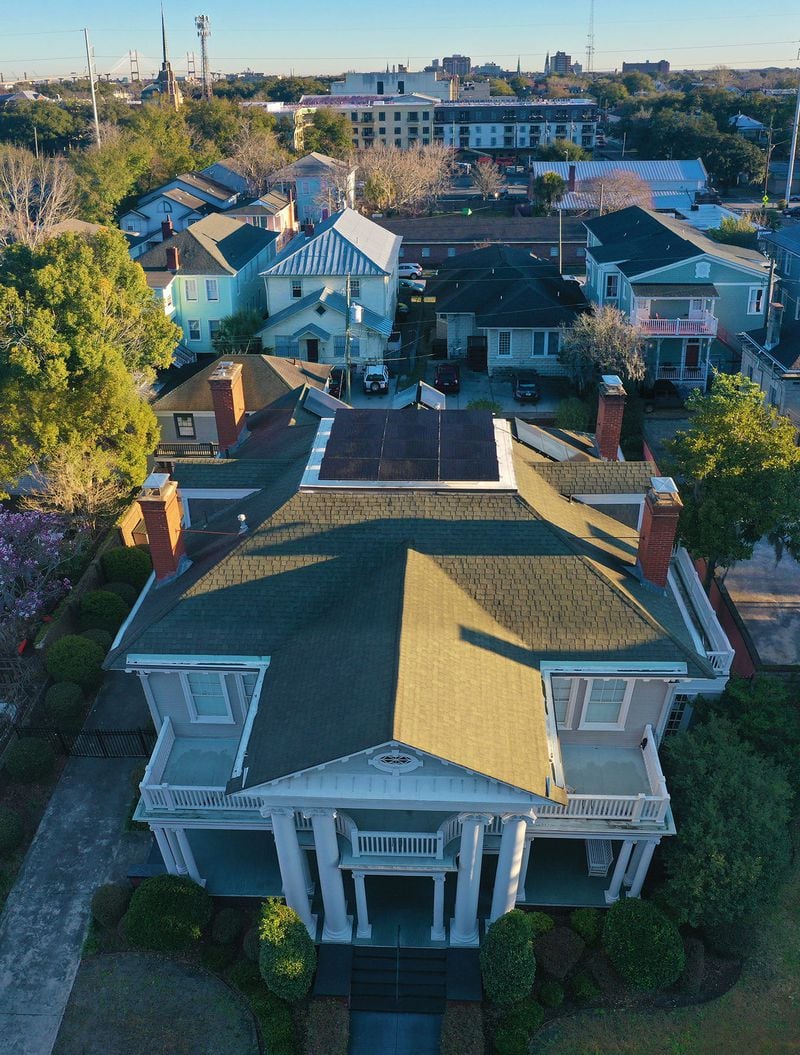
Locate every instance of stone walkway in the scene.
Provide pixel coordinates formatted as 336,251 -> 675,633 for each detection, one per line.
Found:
0,675 -> 150,1055
349,1012 -> 442,1055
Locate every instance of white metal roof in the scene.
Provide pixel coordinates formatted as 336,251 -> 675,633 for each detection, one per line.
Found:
262,209 -> 400,278
531,159 -> 709,186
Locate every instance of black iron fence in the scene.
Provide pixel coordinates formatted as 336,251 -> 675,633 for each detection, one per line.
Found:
15,726 -> 156,758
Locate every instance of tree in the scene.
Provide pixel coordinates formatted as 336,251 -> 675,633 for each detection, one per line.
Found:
531,171 -> 566,212
70,125 -> 151,223
621,71 -> 656,96
667,374 -> 800,587
258,898 -> 316,1002
703,133 -> 765,189
302,110 -> 353,159
580,171 -> 653,213
121,104 -> 199,192
659,716 -> 792,929
558,305 -> 645,393
211,309 -> 264,355
184,98 -> 244,156
534,140 -> 587,162
0,147 -> 77,248
489,78 -> 515,97
357,144 -> 453,215
480,910 -> 537,1004
590,79 -> 629,108
0,100 -> 82,153
472,158 -> 504,199
230,125 -> 288,197
706,214 -> 759,249
20,443 -> 131,534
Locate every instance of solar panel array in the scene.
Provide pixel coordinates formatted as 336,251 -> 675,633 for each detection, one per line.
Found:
318,409 -> 500,483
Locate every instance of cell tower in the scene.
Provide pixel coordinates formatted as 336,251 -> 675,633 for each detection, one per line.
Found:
586,0 -> 595,73
129,50 -> 140,82
195,15 -> 212,100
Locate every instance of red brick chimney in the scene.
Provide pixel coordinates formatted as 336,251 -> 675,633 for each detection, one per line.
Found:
637,477 -> 683,589
208,360 -> 248,453
137,473 -> 187,584
161,217 -> 174,241
567,163 -> 576,192
165,245 -> 180,272
595,374 -> 626,461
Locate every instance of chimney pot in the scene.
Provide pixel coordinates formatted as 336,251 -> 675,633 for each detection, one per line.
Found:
165,245 -> 180,272
137,473 -> 187,583
595,374 -> 626,461
208,359 -> 248,453
637,476 -> 683,589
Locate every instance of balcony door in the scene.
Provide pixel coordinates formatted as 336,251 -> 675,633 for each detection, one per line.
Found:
688,298 -> 705,320
684,339 -> 701,370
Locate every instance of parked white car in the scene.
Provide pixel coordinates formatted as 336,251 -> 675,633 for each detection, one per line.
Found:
398,263 -> 423,278
362,364 -> 390,395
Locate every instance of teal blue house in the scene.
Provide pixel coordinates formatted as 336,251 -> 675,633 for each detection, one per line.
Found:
139,214 -> 279,354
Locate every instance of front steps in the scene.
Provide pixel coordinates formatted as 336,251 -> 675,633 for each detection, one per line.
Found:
350,947 -> 447,1014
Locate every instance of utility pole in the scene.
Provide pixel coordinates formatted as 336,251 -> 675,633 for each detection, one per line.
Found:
785,57 -> 800,206
586,0 -> 595,74
345,274 -> 352,404
195,15 -> 212,101
763,114 -> 774,200
558,207 -> 563,272
83,28 -> 101,146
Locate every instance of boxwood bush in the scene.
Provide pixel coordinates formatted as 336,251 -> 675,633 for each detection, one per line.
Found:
79,590 -> 129,634
243,925 -> 260,961
533,925 -> 585,980
0,806 -> 24,855
603,898 -> 685,990
258,898 -> 316,1003
45,635 -> 105,691
304,999 -> 349,1055
538,977 -> 564,1009
493,999 -> 544,1055
571,970 -> 601,1002
102,546 -> 152,590
440,1002 -> 484,1055
91,882 -> 132,928
480,910 -> 536,1005
570,907 -> 602,945
123,874 -> 212,952
212,906 -> 243,945
4,738 -> 55,784
80,628 -> 114,653
44,682 -> 84,728
525,910 -> 555,938
227,960 -> 296,1055
102,581 -> 139,607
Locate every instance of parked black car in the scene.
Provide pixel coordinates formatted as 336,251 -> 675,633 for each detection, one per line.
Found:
512,370 -> 540,403
434,362 -> 461,394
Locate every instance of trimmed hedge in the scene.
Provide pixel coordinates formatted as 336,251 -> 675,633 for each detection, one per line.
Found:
480,910 -> 536,1005
533,925 -> 585,980
570,907 -> 602,946
440,1002 -> 484,1055
538,978 -> 564,1009
493,999 -> 544,1055
102,581 -> 139,607
102,547 -> 152,590
243,925 -> 260,961
525,911 -> 555,938
45,635 -> 105,692
91,882 -> 132,928
702,917 -> 757,958
80,628 -> 114,653
571,970 -> 601,1002
0,806 -> 24,855
679,936 -> 705,997
79,590 -> 129,634
212,906 -> 244,945
304,999 -> 349,1055
603,898 -> 685,991
200,943 -> 238,971
4,738 -> 55,784
123,874 -> 212,952
227,960 -> 296,1055
44,682 -> 84,728
258,898 -> 316,1003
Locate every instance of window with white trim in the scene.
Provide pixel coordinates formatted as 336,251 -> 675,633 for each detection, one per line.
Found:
181,671 -> 233,722
350,279 -> 361,298
174,413 -> 195,439
664,692 -> 693,736
580,678 -> 632,730
187,319 -> 201,341
550,678 -> 573,726
291,280 -> 303,299
498,331 -> 511,356
604,273 -> 619,299
205,278 -> 219,301
184,279 -> 198,301
747,286 -> 764,315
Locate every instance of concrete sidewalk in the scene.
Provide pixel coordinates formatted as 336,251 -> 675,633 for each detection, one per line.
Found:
0,677 -> 150,1055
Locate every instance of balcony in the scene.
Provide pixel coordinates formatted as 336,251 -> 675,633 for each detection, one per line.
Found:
672,546 -> 735,675
635,311 -> 718,337
655,363 -> 708,385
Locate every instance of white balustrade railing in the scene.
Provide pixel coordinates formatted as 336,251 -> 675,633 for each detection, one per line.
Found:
673,546 -> 734,675
635,313 -> 718,336
351,830 -> 443,859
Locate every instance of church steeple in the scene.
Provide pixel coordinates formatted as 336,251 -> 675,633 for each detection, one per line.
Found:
154,4 -> 183,110
161,3 -> 170,66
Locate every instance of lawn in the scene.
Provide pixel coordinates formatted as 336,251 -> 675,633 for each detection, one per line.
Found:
533,860 -> 800,1055
53,952 -> 259,1055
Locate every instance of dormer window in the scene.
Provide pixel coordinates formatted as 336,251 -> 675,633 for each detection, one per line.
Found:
370,751 -> 422,774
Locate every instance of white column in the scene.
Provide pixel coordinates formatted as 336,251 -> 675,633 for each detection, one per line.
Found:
175,828 -> 205,887
299,846 -> 314,895
604,839 -> 635,904
309,811 -> 352,943
490,815 -> 529,922
138,672 -> 161,728
165,827 -> 187,874
623,840 -> 647,887
626,840 -> 658,898
152,826 -> 178,875
516,837 -> 533,903
450,814 -> 489,946
431,874 -> 446,942
353,871 -> 371,939
271,809 -> 316,937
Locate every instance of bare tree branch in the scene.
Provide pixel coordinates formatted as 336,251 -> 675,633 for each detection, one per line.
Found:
0,146 -> 77,248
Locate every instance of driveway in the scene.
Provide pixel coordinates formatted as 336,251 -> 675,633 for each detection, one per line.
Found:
722,540 -> 800,667
0,674 -> 150,1055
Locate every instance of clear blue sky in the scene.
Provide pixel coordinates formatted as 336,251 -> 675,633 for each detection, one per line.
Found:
1,0 -> 798,82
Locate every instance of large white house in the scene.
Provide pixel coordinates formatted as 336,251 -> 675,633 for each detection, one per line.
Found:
109,376 -> 733,950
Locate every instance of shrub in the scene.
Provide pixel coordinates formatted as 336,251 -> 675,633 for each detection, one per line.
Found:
304,998 -> 349,1055
102,546 -> 152,590
0,807 -> 24,855
481,910 -> 536,1005
440,1002 -> 484,1055
243,925 -> 260,961
91,882 -> 132,928
702,917 -> 757,958
258,898 -> 316,1003
250,988 -> 296,1055
102,581 -> 139,607
4,738 -> 55,784
79,590 -> 129,634
493,999 -> 544,1055
525,911 -> 555,938
570,907 -> 602,946
603,898 -> 685,991
538,977 -> 564,1009
678,936 -> 705,997
201,943 -> 237,971
80,628 -> 114,653
534,925 -> 585,980
212,906 -> 244,945
123,874 -> 213,952
44,682 -> 84,727
571,970 -> 600,1002
45,635 -> 105,691
554,396 -> 592,431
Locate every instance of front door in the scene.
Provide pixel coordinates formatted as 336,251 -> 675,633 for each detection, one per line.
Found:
684,339 -> 701,370
306,338 -> 319,362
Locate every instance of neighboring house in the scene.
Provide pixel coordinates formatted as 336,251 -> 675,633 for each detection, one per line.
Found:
427,245 -> 589,373
375,215 -> 588,269
152,353 -> 331,453
728,113 -> 768,143
201,158 -> 252,197
269,153 -> 356,227
583,206 -> 770,387
107,378 -> 733,949
760,225 -> 800,321
137,215 -> 279,354
226,191 -> 297,250
257,209 -> 401,366
530,160 -> 710,214
121,189 -> 217,259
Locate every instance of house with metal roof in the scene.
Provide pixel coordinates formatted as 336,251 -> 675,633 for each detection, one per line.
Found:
137,215 -> 279,355
583,206 -> 770,388
530,160 -> 710,214
256,209 -> 401,366
109,379 -> 733,949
